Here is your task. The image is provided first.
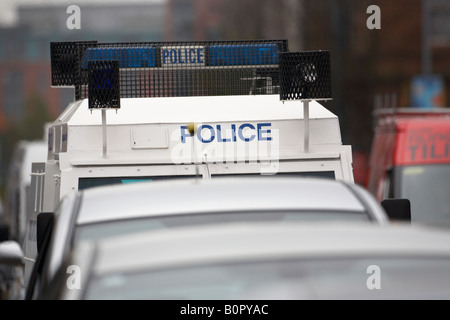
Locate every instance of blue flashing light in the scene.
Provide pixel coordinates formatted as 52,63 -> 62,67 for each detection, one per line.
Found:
92,69 -> 115,89
88,60 -> 120,109
82,47 -> 158,68
208,44 -> 280,66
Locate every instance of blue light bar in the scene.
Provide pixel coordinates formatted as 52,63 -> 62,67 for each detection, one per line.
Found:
81,44 -> 281,69
208,44 -> 280,66
56,40 -> 289,99
81,47 -> 158,69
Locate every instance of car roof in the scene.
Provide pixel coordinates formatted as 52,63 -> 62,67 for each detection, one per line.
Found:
76,177 -> 370,225
81,221 -> 450,275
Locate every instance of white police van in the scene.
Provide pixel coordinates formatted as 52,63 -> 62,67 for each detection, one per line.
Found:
24,40 -> 353,286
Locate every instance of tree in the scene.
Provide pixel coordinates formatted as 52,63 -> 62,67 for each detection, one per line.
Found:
0,92 -> 53,198
19,92 -> 53,141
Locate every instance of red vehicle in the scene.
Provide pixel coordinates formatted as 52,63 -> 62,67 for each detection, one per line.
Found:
367,108 -> 450,225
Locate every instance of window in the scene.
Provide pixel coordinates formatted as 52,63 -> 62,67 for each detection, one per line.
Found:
78,175 -> 198,190
212,171 -> 335,179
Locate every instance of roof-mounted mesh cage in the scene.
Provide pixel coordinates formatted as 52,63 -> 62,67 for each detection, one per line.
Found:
50,41 -> 98,87
279,51 -> 332,101
88,60 -> 120,109
50,40 -> 288,100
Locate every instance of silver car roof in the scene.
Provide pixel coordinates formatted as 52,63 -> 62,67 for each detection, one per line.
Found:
76,177 -> 374,225
84,221 -> 450,275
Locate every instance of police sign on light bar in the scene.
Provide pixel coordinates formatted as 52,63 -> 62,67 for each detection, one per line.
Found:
161,46 -> 205,67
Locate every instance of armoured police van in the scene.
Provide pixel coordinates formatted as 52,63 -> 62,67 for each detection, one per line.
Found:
24,40 -> 353,285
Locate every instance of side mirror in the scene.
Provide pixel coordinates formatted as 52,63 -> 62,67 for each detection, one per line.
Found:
0,224 -> 10,242
381,198 -> 411,222
0,241 -> 24,266
37,212 -> 54,254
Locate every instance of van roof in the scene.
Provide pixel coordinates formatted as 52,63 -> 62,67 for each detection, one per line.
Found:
59,95 -> 336,125
391,113 -> 450,166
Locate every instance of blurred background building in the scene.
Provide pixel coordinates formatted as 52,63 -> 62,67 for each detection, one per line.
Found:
0,0 -> 449,192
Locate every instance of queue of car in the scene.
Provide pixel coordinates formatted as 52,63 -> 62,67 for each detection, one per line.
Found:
24,176 -> 393,298
42,221 -> 450,300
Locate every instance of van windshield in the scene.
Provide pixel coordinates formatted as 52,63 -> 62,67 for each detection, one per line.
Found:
399,164 -> 450,226
78,171 -> 336,190
78,175 -> 197,190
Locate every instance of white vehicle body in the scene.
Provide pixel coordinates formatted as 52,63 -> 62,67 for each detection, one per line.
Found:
41,95 -> 352,191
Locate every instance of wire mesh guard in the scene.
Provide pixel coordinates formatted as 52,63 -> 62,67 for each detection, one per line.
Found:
50,41 -> 98,87
88,60 -> 120,109
279,51 -> 332,101
50,40 -> 288,100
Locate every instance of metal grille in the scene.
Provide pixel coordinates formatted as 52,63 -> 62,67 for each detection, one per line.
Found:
50,41 -> 98,88
88,61 -> 120,109
51,40 -> 288,100
279,51 -> 332,101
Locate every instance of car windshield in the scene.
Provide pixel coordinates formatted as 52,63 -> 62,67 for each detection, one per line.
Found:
399,164 -> 450,226
75,211 -> 369,242
84,257 -> 450,300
